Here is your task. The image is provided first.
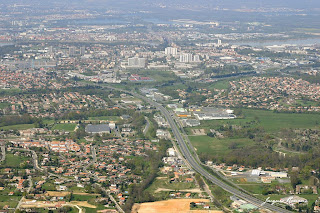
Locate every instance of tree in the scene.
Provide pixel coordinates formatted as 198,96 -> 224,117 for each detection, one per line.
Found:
290,172 -> 301,190
190,202 -> 196,208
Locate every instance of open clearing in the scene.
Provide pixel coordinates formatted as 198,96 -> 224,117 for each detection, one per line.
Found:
154,188 -> 203,193
189,109 -> 320,157
197,109 -> 320,133
191,129 -> 206,135
45,191 -> 70,197
52,123 -> 77,132
70,201 -> 96,208
131,199 -> 223,213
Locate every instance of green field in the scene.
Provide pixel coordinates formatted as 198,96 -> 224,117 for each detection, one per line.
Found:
190,136 -> 254,156
88,116 -> 120,122
207,80 -> 231,90
72,194 -> 100,201
0,102 -> 10,109
0,124 -> 34,130
189,109 -> 320,156
52,123 -> 77,132
146,177 -> 197,193
0,195 -> 21,209
196,109 -> 320,133
1,153 -> 30,168
257,194 -> 318,208
128,70 -> 178,82
237,184 -> 267,194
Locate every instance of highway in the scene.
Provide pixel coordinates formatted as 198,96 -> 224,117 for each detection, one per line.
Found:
94,84 -> 292,213
0,145 -> 5,162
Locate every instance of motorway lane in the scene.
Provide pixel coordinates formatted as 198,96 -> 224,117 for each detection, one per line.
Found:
0,145 -> 5,162
84,83 -> 292,213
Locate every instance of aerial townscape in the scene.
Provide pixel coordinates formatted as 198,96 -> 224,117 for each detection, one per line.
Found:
0,0 -> 320,212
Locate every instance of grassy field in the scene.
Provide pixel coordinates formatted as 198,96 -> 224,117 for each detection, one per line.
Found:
146,176 -> 197,194
189,136 -> 254,156
257,194 -> 318,208
237,184 -> 267,194
42,182 -> 56,191
72,194 -> 99,201
1,153 -> 30,168
207,80 -> 231,90
128,70 -> 178,82
52,123 -> 77,132
196,109 -> 320,133
188,109 -> 320,156
0,124 -> 34,130
0,102 -> 10,109
0,195 -> 20,209
88,116 -> 120,122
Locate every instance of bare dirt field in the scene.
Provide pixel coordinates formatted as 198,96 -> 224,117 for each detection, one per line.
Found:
154,188 -> 203,193
191,129 -> 206,136
131,199 -> 223,213
45,191 -> 70,197
70,201 -> 96,208
73,192 -> 100,196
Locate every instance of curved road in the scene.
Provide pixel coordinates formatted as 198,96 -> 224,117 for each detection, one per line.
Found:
93,84 -> 292,213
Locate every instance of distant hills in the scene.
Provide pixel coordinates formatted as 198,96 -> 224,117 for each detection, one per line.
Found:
1,0 -> 320,10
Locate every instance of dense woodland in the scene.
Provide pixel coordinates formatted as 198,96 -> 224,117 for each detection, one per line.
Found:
122,139 -> 172,213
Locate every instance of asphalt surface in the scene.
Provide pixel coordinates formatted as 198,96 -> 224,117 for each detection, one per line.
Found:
94,84 -> 292,213
0,145 -> 5,162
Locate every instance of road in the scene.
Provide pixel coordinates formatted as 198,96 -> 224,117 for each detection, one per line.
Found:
143,116 -> 151,135
0,145 -> 5,162
12,148 -> 43,171
91,83 -> 292,213
86,145 -> 125,213
94,183 -> 125,213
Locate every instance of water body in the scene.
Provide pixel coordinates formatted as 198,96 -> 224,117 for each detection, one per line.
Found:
72,18 -> 129,25
143,18 -> 175,25
231,37 -> 320,47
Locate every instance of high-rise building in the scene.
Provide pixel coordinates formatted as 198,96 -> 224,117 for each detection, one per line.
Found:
179,53 -> 193,63
69,47 -> 76,56
47,46 -> 53,54
80,46 -> 85,56
193,55 -> 200,62
165,47 -> 178,56
217,39 -> 222,46
128,57 -> 146,68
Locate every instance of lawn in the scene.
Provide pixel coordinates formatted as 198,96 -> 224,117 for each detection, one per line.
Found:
88,116 -> 120,122
128,70 -> 178,82
257,194 -> 318,208
237,184 -> 267,194
0,195 -> 21,209
71,194 -> 100,201
146,177 -> 197,193
189,136 -> 254,156
196,109 -> 320,133
207,80 -> 231,90
188,109 -> 320,157
52,123 -> 77,132
1,153 -> 30,168
0,124 -> 34,130
42,182 -> 56,191
0,102 -> 10,109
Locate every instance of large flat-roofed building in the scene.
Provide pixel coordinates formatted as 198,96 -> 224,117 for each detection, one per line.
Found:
85,124 -> 111,134
165,47 -> 178,56
127,57 -> 146,68
193,108 -> 235,120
